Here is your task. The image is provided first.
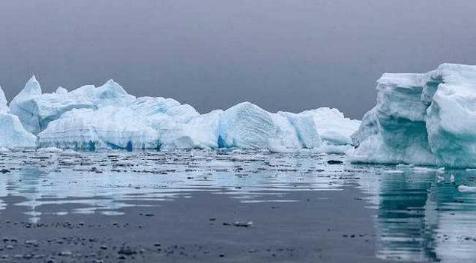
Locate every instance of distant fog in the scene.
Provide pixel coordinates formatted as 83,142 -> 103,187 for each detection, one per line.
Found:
1,0 -> 475,118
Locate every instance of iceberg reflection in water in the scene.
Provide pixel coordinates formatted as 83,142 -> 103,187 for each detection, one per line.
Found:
0,149 -> 476,261
357,165 -> 476,262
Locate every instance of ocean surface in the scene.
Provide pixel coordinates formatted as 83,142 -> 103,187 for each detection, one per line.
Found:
0,149 -> 475,262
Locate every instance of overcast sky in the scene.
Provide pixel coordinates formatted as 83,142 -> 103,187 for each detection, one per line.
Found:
0,0 -> 475,118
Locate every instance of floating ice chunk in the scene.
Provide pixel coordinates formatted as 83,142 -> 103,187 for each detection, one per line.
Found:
350,72 -> 437,165
412,166 -> 444,174
351,63 -> 476,167
37,147 -> 63,153
318,143 -> 353,154
4,77 -> 357,152
436,174 -> 444,183
458,185 -> 476,193
384,170 -> 404,174
0,147 -> 10,152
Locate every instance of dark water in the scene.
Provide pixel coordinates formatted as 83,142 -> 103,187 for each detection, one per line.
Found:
1,149 -> 476,262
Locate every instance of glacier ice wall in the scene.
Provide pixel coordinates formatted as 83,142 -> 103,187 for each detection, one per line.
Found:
351,63 -> 476,168
1,76 -> 359,152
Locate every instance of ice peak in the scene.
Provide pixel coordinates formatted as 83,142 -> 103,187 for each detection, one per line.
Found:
0,85 -> 6,103
9,75 -> 42,108
55,86 -> 68,94
98,79 -> 128,95
230,101 -> 263,111
0,86 -> 8,113
22,75 -> 42,97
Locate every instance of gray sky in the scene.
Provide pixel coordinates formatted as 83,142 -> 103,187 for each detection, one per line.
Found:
0,0 -> 475,118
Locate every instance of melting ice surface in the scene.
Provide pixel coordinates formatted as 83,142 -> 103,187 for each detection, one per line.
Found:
1,150 -> 476,261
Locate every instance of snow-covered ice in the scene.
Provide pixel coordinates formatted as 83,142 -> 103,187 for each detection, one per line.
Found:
1,77 -> 359,152
351,63 -> 476,168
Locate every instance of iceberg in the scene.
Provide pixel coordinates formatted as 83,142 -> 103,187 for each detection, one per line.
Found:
2,76 -> 359,152
10,77 -> 134,135
351,63 -> 476,168
0,86 -> 36,148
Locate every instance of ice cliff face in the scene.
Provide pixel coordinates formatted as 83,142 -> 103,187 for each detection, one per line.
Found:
1,76 -> 359,152
0,86 -> 37,148
217,102 -> 321,151
351,63 -> 476,168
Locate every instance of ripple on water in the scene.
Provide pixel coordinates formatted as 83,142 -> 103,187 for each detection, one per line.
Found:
1,150 -> 476,261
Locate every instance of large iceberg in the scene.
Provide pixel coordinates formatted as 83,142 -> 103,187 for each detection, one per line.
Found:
2,76 -> 359,152
351,63 -> 476,168
0,86 -> 36,148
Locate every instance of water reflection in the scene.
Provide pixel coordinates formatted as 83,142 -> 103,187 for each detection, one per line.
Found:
0,150 -> 350,222
357,165 -> 476,262
1,149 -> 476,261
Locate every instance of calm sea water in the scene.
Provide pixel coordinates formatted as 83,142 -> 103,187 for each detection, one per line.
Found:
1,149 -> 475,262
